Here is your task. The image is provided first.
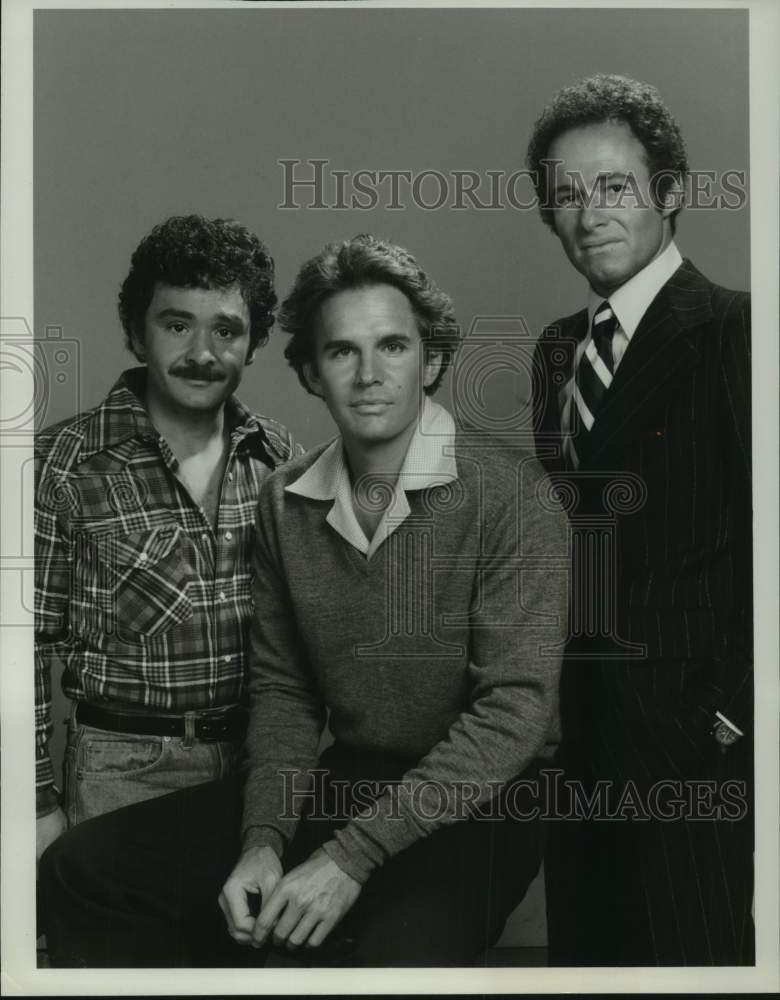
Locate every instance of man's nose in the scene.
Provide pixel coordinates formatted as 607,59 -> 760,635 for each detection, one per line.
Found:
578,200 -> 605,231
355,351 -> 382,385
185,328 -> 217,364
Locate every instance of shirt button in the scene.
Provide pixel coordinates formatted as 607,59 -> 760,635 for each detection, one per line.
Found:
201,532 -> 208,541
139,552 -> 148,561
219,591 -> 226,601
224,655 -> 231,663
225,531 -> 233,541
228,473 -> 234,482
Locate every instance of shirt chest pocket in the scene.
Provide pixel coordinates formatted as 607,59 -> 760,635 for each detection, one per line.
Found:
72,524 -> 195,641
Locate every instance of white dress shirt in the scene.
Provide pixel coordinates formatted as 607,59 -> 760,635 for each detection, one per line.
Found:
560,241 -> 684,438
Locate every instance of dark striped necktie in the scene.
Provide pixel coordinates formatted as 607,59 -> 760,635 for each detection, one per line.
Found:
565,300 -> 618,468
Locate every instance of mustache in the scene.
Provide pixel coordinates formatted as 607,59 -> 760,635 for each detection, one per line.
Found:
169,365 -> 226,382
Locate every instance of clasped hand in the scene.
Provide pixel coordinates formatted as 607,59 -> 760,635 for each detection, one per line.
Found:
219,845 -> 361,951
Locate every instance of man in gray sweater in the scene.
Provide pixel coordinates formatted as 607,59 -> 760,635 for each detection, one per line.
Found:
41,236 -> 569,967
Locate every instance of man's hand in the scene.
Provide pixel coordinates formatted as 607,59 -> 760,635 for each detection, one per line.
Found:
252,848 -> 361,951
219,845 -> 283,946
36,807 -> 68,864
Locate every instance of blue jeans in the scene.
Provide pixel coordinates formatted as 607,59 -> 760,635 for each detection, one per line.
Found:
63,705 -> 242,826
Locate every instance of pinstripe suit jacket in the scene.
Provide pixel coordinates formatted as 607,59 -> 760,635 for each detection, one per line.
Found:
533,259 -> 752,763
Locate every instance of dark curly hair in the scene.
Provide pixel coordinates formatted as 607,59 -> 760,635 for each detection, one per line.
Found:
279,235 -> 460,397
118,215 -> 276,359
526,74 -> 689,231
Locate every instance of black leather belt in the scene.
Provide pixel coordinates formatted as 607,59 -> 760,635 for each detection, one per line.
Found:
75,702 -> 247,742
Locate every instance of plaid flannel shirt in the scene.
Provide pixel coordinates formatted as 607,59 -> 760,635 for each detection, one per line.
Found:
35,367 -> 302,792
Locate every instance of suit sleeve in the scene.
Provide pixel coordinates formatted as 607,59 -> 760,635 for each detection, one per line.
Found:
714,290 -> 752,730
630,290 -> 753,768
662,290 -> 753,758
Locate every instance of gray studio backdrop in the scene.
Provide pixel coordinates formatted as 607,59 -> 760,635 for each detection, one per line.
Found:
34,6 -> 749,949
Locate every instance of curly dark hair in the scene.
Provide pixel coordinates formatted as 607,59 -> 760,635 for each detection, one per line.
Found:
118,215 -> 276,359
279,235 -> 460,396
526,74 -> 689,231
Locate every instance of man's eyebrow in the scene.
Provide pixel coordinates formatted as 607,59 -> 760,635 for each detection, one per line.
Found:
552,170 -> 629,190
213,311 -> 247,326
321,332 -> 413,348
319,336 -> 355,349
154,307 -> 246,325
154,307 -> 196,320
377,332 -> 413,343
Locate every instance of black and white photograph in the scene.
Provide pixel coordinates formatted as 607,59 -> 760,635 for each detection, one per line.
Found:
1,0 -> 778,994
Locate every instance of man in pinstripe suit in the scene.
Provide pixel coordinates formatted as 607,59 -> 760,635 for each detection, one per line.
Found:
528,75 -> 753,965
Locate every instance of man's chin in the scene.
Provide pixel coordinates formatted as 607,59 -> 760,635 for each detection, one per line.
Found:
584,264 -> 627,296
339,422 -> 397,448
169,386 -> 231,412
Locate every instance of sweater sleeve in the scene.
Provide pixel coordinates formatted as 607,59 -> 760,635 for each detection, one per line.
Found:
322,460 -> 569,882
240,486 -> 326,855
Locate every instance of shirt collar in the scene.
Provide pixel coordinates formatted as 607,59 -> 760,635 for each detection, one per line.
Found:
285,397 -> 457,557
587,240 -> 683,339
78,366 -> 268,462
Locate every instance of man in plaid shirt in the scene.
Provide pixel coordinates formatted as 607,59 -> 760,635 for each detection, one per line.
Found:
35,215 -> 301,863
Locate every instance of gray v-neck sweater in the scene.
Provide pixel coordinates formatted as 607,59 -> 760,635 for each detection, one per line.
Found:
242,434 -> 569,882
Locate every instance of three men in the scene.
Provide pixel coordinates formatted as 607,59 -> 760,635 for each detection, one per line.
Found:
40,235 -> 569,967
37,73 -> 753,970
35,215 -> 300,861
528,75 -> 753,965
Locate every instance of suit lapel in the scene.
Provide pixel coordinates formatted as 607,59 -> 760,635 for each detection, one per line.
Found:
576,260 -> 712,467
536,311 -> 587,470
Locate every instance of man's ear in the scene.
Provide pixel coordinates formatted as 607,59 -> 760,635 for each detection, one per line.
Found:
129,327 -> 145,360
303,361 -> 324,398
245,348 -> 255,367
423,350 -> 443,389
658,176 -> 685,219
